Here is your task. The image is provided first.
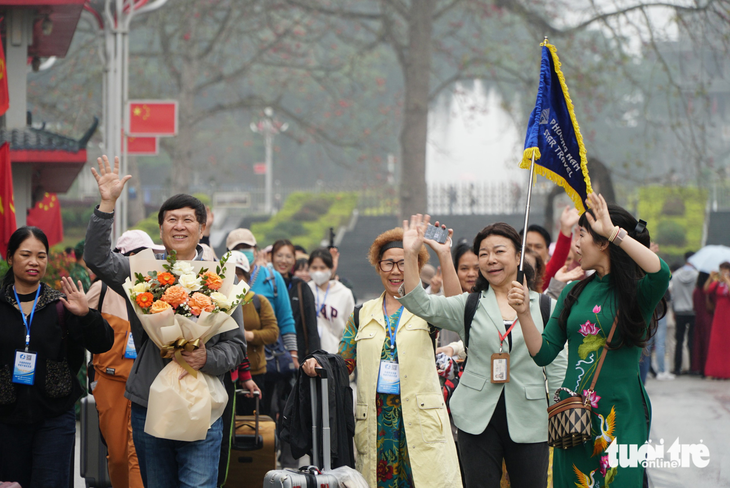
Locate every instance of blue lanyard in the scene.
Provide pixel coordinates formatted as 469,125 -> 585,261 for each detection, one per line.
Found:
383,300 -> 404,351
13,286 -> 41,351
316,283 -> 330,317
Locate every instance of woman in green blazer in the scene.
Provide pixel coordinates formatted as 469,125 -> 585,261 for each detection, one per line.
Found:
398,216 -> 567,488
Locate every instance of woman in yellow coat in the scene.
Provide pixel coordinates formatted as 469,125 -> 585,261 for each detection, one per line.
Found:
303,227 -> 462,488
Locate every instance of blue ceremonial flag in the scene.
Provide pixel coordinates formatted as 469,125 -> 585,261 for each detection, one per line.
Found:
522,40 -> 593,213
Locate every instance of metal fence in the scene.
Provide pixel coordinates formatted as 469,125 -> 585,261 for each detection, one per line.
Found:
428,181 -> 527,215
134,180 -> 554,217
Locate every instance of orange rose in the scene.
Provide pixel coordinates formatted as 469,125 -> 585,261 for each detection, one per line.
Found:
203,270 -> 223,291
161,285 -> 189,309
135,292 -> 154,309
157,272 -> 176,286
188,292 -> 214,316
150,300 -> 172,314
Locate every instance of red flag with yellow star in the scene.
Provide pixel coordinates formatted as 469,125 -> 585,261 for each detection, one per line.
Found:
27,192 -> 63,247
0,143 -> 15,257
128,100 -> 177,135
0,39 -> 8,115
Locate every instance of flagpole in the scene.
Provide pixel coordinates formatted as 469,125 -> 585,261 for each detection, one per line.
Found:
517,151 -> 536,286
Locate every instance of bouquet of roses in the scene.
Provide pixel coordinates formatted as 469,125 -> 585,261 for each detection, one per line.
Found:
122,249 -> 248,442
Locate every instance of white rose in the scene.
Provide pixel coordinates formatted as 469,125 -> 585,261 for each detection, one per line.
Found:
210,292 -> 232,310
178,273 -> 202,293
172,261 -> 195,276
133,282 -> 150,294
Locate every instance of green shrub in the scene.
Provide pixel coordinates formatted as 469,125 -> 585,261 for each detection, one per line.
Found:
302,198 -> 332,215
61,206 -> 95,229
131,214 -> 164,244
655,220 -> 687,247
661,196 -> 685,216
292,206 -> 322,222
638,186 -> 706,255
271,221 -> 306,238
251,192 -> 358,250
192,193 -> 212,206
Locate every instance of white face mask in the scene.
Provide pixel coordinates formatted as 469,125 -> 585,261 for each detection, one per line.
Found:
310,270 -> 332,286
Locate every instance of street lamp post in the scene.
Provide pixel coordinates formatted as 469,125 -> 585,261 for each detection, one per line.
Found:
94,0 -> 168,243
250,108 -> 287,215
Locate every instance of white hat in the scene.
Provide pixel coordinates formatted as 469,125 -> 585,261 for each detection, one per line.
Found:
226,228 -> 257,250
228,250 -> 250,273
115,230 -> 165,255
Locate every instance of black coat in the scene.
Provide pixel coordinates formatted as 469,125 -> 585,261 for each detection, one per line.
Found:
280,351 -> 355,468
285,276 -> 320,357
0,282 -> 113,424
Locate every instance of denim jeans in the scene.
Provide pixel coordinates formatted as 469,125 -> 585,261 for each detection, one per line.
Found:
131,402 -> 223,488
0,407 -> 76,488
640,315 -> 668,383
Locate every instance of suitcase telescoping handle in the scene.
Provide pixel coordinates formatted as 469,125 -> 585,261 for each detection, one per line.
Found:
236,389 -> 261,440
311,367 -> 331,472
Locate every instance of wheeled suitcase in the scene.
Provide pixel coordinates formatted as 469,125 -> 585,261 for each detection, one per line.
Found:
223,390 -> 278,488
263,369 -> 339,487
80,394 -> 112,488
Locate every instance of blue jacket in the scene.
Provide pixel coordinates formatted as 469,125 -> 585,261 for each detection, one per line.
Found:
250,265 -> 296,336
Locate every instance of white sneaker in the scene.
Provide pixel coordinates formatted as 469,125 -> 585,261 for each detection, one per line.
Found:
656,371 -> 676,381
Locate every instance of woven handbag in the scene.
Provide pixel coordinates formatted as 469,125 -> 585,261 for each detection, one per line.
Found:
547,315 -> 618,449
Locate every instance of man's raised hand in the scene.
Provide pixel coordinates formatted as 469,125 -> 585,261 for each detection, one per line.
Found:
91,155 -> 131,213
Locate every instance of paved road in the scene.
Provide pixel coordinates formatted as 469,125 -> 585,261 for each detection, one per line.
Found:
646,375 -> 730,487
72,374 -> 729,487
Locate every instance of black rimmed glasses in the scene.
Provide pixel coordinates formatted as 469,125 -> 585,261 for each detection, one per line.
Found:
379,259 -> 405,272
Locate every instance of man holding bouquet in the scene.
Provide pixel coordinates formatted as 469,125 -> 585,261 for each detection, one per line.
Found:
84,155 -> 250,488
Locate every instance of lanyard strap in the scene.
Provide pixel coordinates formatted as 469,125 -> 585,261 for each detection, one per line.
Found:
13,286 -> 41,351
383,300 -> 404,351
498,318 -> 518,352
316,282 -> 330,316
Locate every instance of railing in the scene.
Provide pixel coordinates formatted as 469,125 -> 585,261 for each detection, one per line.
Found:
133,180 -> 555,217
427,181 -> 539,215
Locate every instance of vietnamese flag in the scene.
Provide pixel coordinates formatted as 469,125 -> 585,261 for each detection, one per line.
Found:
27,193 -> 64,247
0,143 -> 15,257
0,38 -> 8,115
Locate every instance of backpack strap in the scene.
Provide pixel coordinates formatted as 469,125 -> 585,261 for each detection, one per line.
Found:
252,294 -> 261,315
463,292 -> 480,350
353,304 -> 363,330
98,281 -> 108,312
539,293 -> 552,327
264,268 -> 277,298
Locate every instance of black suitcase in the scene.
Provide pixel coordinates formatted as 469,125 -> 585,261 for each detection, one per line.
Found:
80,394 -> 112,488
263,369 -> 339,487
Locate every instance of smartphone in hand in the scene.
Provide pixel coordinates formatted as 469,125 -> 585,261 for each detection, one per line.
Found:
424,224 -> 448,244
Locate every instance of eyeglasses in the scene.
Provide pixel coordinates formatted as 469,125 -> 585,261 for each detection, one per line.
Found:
379,259 -> 405,272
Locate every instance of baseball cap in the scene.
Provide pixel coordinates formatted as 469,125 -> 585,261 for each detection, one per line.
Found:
226,228 -> 257,250
115,230 -> 166,255
228,250 -> 250,273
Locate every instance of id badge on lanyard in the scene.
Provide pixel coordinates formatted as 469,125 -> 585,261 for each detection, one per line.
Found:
377,360 -> 400,394
13,350 -> 37,385
377,301 -> 404,394
124,331 -> 137,359
491,318 -> 517,384
12,286 -> 41,385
